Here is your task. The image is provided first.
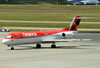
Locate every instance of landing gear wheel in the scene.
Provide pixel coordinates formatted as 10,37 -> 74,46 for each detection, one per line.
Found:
11,47 -> 14,50
8,45 -> 10,47
51,45 -> 56,48
36,44 -> 41,48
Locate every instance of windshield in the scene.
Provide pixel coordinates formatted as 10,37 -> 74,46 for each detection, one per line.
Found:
6,36 -> 15,38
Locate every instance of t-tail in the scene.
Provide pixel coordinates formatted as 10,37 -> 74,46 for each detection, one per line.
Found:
63,16 -> 81,31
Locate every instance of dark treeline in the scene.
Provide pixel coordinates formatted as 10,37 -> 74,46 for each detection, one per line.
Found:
0,0 -> 67,5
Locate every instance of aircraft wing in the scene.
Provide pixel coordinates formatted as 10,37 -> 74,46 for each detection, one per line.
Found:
43,39 -> 91,42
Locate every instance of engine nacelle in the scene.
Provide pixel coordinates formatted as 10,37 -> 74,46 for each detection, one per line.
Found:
62,33 -> 75,38
55,31 -> 77,38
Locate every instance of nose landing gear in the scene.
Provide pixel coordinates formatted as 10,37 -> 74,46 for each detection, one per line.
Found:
11,47 -> 14,50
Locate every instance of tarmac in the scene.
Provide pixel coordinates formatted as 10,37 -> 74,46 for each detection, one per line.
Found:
0,32 -> 100,68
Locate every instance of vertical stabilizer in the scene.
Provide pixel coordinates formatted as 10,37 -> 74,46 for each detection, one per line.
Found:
64,16 -> 81,31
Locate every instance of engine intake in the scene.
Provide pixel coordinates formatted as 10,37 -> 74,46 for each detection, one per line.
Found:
62,33 -> 75,38
62,33 -> 66,37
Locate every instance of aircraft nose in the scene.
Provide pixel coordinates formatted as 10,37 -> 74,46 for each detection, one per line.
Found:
2,39 -> 11,44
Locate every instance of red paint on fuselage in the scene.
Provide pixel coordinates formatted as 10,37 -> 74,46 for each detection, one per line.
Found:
5,30 -> 73,39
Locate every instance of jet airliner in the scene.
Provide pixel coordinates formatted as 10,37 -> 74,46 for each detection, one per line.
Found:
2,16 -> 83,50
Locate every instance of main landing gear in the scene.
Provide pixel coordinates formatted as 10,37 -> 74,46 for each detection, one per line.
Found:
7,45 -> 14,50
9,43 -> 57,50
36,43 -> 57,48
51,43 -> 56,48
36,44 -> 41,48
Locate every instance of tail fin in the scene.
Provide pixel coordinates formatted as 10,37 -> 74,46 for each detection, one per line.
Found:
64,16 -> 81,31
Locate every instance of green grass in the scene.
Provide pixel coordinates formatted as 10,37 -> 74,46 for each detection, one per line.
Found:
0,22 -> 69,28
79,31 -> 100,33
0,22 -> 100,29
0,14 -> 100,22
0,5 -> 100,13
79,23 -> 100,29
0,5 -> 100,22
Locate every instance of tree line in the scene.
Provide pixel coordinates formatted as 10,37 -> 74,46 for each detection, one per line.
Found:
0,0 -> 67,5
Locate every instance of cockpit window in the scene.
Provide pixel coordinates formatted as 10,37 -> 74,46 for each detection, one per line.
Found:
6,36 -> 15,38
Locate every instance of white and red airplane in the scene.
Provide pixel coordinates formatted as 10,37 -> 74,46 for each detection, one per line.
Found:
2,16 -> 83,50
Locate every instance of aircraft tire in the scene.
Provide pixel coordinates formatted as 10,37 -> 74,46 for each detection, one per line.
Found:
11,47 -> 14,50
51,45 -> 56,48
8,45 -> 10,47
36,44 -> 41,48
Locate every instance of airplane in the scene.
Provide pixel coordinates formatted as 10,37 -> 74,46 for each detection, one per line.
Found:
2,16 -> 85,50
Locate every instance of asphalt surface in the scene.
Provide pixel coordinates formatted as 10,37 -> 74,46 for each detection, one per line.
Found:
0,32 -> 100,68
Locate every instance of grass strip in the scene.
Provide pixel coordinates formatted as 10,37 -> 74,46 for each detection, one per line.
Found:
0,14 -> 100,22
0,22 -> 100,29
0,5 -> 100,22
0,5 -> 100,13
